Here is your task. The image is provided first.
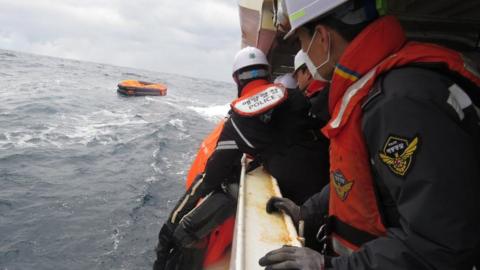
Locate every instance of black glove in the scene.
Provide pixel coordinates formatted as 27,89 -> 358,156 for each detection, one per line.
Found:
258,246 -> 325,270
153,223 -> 175,270
266,197 -> 301,226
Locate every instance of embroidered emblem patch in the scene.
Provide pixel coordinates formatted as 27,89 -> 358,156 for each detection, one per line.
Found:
379,135 -> 420,176
332,170 -> 353,201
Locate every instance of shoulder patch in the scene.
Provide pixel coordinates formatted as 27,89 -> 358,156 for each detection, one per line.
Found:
331,170 -> 354,201
378,135 -> 420,177
231,84 -> 288,116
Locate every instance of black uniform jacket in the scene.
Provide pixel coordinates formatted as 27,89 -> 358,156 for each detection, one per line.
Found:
169,87 -> 330,226
203,87 -> 329,203
262,87 -> 330,205
302,67 -> 480,270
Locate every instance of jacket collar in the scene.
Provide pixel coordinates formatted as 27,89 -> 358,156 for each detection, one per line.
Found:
328,16 -> 406,113
306,80 -> 327,97
240,79 -> 270,97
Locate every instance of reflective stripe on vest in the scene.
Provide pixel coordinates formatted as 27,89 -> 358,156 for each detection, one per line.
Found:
332,236 -> 354,256
329,68 -> 377,129
326,44 -> 480,255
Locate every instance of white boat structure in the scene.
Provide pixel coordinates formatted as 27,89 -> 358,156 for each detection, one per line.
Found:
238,0 -> 480,75
205,158 -> 301,270
230,158 -> 302,270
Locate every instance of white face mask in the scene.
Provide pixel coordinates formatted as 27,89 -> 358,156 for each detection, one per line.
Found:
304,31 -> 331,82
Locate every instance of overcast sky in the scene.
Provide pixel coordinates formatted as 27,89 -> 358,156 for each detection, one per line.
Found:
0,0 -> 240,82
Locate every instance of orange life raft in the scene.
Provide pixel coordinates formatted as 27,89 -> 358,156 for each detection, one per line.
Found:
117,80 -> 167,96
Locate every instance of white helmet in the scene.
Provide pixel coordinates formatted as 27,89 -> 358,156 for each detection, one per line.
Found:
282,0 -> 350,39
232,46 -> 270,75
293,50 -> 307,74
274,73 -> 298,89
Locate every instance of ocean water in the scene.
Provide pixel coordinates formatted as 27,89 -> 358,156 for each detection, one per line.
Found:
0,49 -> 235,270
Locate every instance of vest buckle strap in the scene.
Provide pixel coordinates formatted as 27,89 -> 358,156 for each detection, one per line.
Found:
328,215 -> 378,247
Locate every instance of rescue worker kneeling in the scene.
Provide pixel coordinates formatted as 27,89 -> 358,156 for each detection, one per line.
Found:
154,46 -> 330,270
260,0 -> 480,269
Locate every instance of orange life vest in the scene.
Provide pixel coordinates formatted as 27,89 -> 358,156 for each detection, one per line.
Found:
183,119 -> 234,267
321,16 -> 480,255
231,80 -> 288,117
185,120 -> 225,189
186,79 -> 285,266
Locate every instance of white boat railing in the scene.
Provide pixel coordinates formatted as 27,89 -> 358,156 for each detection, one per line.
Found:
230,156 -> 302,270
231,155 -> 248,270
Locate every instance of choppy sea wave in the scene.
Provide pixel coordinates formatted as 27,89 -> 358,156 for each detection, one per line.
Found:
0,49 -> 235,270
